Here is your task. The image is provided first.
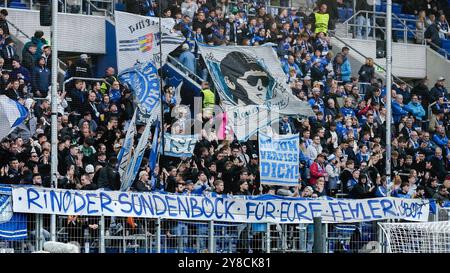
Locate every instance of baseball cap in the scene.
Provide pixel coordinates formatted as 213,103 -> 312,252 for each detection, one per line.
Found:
85,164 -> 95,174
438,76 -> 445,81
80,54 -> 89,59
303,76 -> 311,81
327,154 -> 336,161
185,180 -> 194,185
251,154 -> 258,159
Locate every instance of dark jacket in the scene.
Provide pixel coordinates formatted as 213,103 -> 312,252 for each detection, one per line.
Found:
32,65 -> 51,94
68,59 -> 92,79
4,88 -> 21,101
1,45 -> 18,70
350,182 -> 373,199
134,179 -> 152,192
22,50 -> 35,72
0,18 -> 9,35
96,164 -> 120,190
10,66 -> 31,84
358,64 -> 375,83
67,87 -> 86,114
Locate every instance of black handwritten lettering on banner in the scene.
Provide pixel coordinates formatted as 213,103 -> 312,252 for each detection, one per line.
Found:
12,187 -> 430,223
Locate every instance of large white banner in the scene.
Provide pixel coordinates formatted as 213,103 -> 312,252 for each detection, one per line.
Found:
259,133 -> 299,186
12,187 -> 430,223
198,44 -> 314,140
115,11 -> 185,72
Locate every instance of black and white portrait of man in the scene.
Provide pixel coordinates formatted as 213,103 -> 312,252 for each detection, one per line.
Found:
219,51 -> 273,105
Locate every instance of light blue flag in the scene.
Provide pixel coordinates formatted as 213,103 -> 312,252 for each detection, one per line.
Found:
121,117 -> 154,191
117,110 -> 137,181
0,95 -> 28,141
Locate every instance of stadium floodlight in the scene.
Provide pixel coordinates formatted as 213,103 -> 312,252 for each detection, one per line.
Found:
379,221 -> 450,253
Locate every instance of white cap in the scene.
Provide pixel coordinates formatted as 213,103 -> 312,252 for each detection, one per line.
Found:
438,76 -> 445,81
80,54 -> 89,59
85,164 -> 95,174
181,43 -> 189,51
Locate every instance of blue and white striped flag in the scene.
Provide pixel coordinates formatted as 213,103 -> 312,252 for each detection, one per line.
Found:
121,116 -> 155,191
117,110 -> 138,181
0,95 -> 28,141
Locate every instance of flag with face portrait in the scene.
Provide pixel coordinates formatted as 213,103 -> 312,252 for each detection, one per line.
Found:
199,45 -> 314,140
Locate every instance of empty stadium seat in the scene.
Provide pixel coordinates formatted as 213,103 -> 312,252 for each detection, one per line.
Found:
442,39 -> 450,51
392,3 -> 402,14
8,1 -> 28,9
115,2 -> 125,11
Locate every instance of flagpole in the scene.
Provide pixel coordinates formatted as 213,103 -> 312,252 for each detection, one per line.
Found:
159,0 -> 164,157
50,0 -> 58,242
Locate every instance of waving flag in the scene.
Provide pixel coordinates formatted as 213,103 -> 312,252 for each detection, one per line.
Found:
117,110 -> 137,181
115,11 -> 185,71
119,61 -> 161,114
121,117 -> 155,191
0,95 -> 28,141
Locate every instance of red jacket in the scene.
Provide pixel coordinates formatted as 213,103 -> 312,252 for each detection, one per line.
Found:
309,161 -> 326,185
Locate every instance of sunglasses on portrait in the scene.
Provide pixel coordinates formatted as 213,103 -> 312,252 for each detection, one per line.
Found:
238,75 -> 270,86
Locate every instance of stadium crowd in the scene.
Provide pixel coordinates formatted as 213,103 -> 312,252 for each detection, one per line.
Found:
0,0 -> 448,207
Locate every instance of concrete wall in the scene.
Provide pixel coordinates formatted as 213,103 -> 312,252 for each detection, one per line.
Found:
426,48 -> 450,91
331,37 -> 427,79
5,8 -> 106,54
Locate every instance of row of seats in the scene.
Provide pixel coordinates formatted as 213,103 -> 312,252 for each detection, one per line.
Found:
8,0 -> 27,9
440,39 -> 450,60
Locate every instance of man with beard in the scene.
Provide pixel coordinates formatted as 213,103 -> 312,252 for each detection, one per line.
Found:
220,51 -> 272,106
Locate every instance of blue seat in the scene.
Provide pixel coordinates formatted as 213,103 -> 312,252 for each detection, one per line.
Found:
392,4 -> 402,14
9,2 -> 28,9
115,2 -> 125,11
442,39 -> 450,50
338,7 -> 346,21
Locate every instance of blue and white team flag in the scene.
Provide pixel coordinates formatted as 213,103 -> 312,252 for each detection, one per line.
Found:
115,11 -> 185,71
148,120 -> 160,172
117,110 -> 138,181
258,133 -> 300,186
0,95 -> 28,141
121,117 -> 155,191
119,61 -> 161,114
0,186 -> 26,241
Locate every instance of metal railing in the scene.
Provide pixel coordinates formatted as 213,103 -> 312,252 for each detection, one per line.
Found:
7,0 -> 115,18
426,40 -> 450,60
167,55 -> 204,85
5,18 -> 69,74
342,10 -> 423,44
2,206 -> 446,253
62,76 -> 111,93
